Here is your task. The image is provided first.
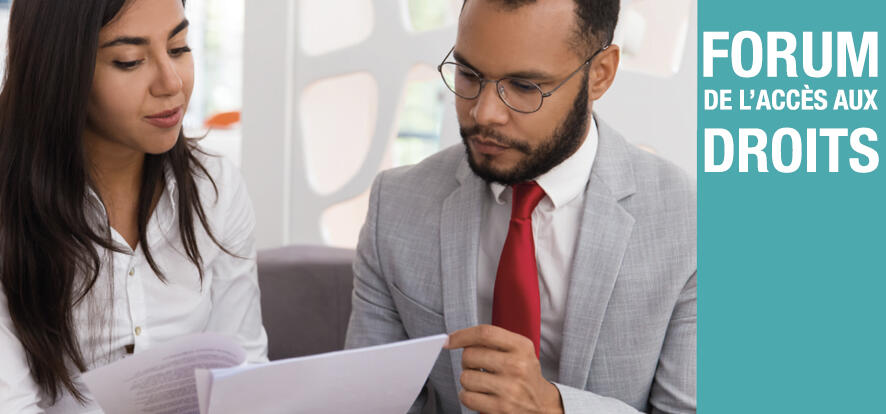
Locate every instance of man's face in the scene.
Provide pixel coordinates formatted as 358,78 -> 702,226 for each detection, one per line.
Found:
454,0 -> 592,185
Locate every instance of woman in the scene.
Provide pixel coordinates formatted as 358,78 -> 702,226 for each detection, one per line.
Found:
0,0 -> 268,412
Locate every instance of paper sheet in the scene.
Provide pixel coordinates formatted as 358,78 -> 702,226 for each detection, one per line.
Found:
81,333 -> 246,414
196,334 -> 448,414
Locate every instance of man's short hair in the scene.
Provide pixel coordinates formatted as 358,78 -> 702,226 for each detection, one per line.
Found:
465,0 -> 619,56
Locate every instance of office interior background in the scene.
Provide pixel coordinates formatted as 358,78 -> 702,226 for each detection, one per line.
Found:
0,0 -> 696,250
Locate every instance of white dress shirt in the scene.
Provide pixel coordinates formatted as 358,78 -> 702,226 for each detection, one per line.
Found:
477,117 -> 598,381
0,151 -> 269,413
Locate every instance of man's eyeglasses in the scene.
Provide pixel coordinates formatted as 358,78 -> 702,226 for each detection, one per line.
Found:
436,45 -> 609,114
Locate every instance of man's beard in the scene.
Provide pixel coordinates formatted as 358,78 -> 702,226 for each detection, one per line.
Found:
460,72 -> 590,186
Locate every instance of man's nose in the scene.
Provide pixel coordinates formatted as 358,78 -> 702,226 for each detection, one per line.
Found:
470,81 -> 510,126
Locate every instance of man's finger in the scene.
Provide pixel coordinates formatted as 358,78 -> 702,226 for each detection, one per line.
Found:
459,389 -> 500,414
459,368 -> 505,395
445,324 -> 531,352
461,346 -> 507,373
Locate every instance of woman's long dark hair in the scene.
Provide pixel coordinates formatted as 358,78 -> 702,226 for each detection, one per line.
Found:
0,0 -> 230,403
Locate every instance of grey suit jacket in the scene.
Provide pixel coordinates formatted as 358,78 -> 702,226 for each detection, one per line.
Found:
344,118 -> 696,414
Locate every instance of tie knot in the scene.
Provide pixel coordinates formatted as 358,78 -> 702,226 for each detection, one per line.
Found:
510,181 -> 546,219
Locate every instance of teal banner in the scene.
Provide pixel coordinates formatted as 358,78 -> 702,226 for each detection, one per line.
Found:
699,1 -> 886,412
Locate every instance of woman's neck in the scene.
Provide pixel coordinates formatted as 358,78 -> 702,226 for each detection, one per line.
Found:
83,130 -> 147,250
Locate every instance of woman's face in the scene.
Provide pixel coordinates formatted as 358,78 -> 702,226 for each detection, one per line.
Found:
86,0 -> 193,156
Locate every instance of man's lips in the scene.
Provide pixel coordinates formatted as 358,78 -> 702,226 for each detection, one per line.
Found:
144,106 -> 183,128
470,136 -> 510,155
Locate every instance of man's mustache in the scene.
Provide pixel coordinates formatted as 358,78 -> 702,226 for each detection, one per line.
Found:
459,126 -> 531,154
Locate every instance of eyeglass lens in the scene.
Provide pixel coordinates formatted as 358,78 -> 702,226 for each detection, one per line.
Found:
439,63 -> 543,113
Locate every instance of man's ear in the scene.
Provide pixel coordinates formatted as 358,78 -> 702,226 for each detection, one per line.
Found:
588,44 -> 620,101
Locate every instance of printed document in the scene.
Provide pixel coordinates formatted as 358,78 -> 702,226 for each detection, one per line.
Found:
81,333 -> 447,414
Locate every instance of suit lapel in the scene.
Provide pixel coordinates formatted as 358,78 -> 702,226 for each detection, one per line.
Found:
558,118 -> 637,388
440,156 -> 483,412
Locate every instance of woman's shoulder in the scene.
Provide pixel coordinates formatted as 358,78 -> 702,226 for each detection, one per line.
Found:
186,144 -> 255,244
186,143 -> 252,216
189,144 -> 244,188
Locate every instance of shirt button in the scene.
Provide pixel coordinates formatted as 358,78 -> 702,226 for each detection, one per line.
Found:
135,326 -> 142,336
129,268 -> 135,277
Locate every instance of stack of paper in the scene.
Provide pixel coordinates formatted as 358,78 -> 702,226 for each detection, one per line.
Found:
82,333 -> 447,414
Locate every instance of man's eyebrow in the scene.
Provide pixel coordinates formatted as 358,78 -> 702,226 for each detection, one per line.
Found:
505,69 -> 554,81
452,50 -> 554,81
452,51 -> 483,76
99,19 -> 189,48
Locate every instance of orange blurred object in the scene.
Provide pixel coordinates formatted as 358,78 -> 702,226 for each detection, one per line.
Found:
204,111 -> 241,128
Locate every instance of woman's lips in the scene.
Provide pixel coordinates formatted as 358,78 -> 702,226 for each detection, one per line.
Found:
144,106 -> 183,129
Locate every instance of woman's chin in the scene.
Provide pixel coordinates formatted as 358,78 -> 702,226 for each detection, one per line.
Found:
143,133 -> 181,155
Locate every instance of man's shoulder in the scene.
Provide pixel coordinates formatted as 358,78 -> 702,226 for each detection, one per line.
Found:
366,145 -> 466,249
597,122 -> 696,285
374,144 -> 466,202
594,118 -> 694,206
626,144 -> 695,203
603,130 -> 696,259
593,118 -> 695,206
594,119 -> 695,240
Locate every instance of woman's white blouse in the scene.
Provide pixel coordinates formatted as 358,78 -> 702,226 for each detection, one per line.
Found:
0,152 -> 269,413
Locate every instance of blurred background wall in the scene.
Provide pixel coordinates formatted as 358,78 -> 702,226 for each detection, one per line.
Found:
240,0 -> 696,249
0,0 -> 696,250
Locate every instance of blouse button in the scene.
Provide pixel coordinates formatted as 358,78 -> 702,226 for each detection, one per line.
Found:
129,268 -> 135,277
135,326 -> 142,336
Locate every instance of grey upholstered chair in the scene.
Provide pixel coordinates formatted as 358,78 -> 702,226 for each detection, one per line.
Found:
256,244 -> 438,413
257,244 -> 356,360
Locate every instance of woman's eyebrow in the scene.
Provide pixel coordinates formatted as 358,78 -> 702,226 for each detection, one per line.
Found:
169,19 -> 189,39
100,19 -> 189,48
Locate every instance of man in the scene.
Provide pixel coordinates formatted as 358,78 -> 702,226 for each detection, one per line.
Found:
345,0 -> 696,413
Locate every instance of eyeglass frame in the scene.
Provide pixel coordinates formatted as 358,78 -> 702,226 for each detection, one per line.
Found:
436,44 -> 610,114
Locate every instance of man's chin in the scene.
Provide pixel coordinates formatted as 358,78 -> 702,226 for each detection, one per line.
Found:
467,154 -> 523,185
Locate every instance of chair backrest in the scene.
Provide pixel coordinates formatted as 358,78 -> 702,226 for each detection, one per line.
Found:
257,244 -> 439,413
257,244 -> 356,360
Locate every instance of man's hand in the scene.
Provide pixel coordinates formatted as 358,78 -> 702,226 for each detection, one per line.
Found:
444,324 -> 563,414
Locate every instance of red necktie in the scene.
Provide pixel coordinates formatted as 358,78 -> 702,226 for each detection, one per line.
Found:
492,181 -> 546,358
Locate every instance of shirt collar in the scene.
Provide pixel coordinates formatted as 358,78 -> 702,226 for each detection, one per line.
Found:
490,116 -> 599,208
85,161 -> 179,245
86,163 -> 178,210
